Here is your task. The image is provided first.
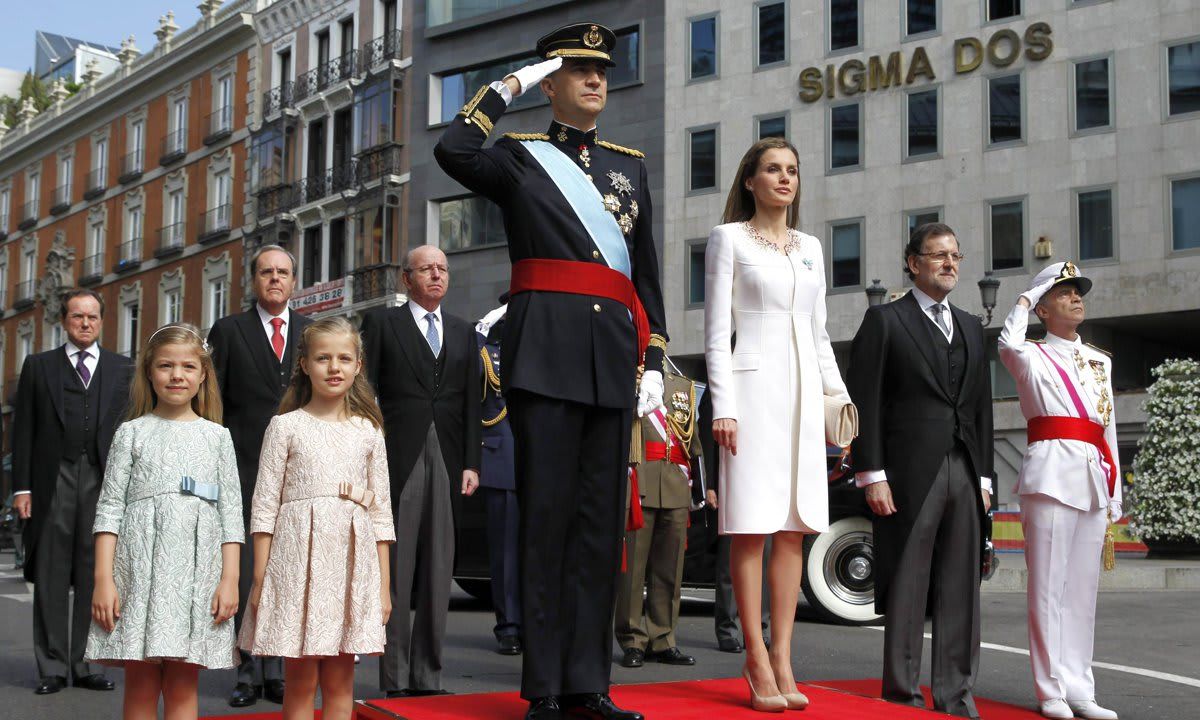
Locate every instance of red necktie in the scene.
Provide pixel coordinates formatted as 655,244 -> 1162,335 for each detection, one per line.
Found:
270,317 -> 285,361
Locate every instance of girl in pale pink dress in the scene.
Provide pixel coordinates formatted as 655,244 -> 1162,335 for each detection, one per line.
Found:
238,317 -> 394,720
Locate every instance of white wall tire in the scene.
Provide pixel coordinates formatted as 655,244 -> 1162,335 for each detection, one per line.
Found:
801,516 -> 883,626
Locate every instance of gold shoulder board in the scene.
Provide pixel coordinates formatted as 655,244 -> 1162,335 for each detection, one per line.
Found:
503,132 -> 550,141
1029,338 -> 1045,344
597,140 -> 645,158
1085,342 -> 1112,357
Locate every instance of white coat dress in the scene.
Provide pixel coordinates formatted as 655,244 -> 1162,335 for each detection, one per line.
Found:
704,222 -> 850,534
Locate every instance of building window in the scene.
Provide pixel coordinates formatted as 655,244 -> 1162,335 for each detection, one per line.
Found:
985,0 -> 1020,22
435,28 -> 640,124
122,302 -> 140,359
829,219 -> 863,289
1167,40 -> 1200,117
208,278 -> 228,325
687,240 -> 706,306
1,188 -> 9,230
1073,57 -> 1112,132
829,0 -> 860,53
28,172 -> 40,215
756,2 -> 787,67
357,79 -> 392,150
163,289 -> 181,324
60,156 -> 73,198
757,113 -> 787,140
438,194 -> 506,251
427,0 -> 532,27
905,0 -> 937,37
829,101 -> 862,171
170,98 -> 188,153
1170,175 -> 1200,252
251,127 -> 286,190
689,15 -> 718,81
906,208 -> 943,241
988,73 -> 1022,145
95,138 -> 108,178
905,87 -> 939,159
1076,188 -> 1114,261
215,74 -> 234,132
988,199 -> 1024,271
688,126 -> 718,193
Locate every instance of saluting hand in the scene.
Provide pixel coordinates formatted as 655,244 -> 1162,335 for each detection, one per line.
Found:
503,57 -> 563,98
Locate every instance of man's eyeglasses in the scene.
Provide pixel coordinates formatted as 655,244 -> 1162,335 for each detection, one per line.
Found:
917,251 -> 966,264
407,264 -> 450,276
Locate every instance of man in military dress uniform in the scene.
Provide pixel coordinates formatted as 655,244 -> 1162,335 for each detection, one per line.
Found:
998,262 -> 1121,720
435,22 -> 667,720
616,371 -> 700,670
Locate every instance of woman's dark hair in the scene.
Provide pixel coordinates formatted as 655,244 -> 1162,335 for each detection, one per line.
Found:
721,137 -> 802,228
903,222 -> 957,278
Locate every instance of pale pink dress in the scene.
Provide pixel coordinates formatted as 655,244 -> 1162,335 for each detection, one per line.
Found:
237,410 -> 395,658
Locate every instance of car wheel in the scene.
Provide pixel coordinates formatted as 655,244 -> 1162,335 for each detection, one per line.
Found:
456,579 -> 493,604
801,516 -> 883,626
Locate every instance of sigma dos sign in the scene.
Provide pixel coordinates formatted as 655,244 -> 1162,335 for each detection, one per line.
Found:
798,22 -> 1053,103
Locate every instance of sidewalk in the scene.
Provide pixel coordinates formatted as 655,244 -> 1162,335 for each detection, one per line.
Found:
983,552 -> 1200,592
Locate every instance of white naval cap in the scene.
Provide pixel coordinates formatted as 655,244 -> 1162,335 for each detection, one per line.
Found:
1031,260 -> 1092,297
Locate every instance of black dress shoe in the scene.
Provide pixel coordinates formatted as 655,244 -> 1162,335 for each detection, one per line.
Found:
620,647 -> 645,668
562,693 -> 643,720
646,647 -> 695,666
228,682 -> 257,707
34,676 -> 66,695
526,696 -> 564,720
72,674 -> 115,691
263,679 -> 286,704
717,637 -> 744,653
498,635 -> 523,655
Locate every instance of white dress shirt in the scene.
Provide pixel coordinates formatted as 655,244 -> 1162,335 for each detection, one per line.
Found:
256,304 -> 291,351
64,340 -> 100,387
408,300 -> 443,355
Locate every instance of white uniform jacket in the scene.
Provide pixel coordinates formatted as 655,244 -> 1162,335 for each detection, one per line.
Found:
997,303 -> 1122,514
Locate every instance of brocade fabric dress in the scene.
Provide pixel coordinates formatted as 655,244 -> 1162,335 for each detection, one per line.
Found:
84,415 -> 244,668
237,410 -> 395,658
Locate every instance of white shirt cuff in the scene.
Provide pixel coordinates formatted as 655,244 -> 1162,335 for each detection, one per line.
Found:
981,477 -> 993,494
855,470 -> 887,488
13,490 -> 30,496
489,80 -> 513,106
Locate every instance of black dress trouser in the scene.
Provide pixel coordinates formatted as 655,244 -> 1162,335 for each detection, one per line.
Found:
506,390 -> 632,701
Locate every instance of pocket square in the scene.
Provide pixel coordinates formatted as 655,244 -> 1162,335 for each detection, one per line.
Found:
338,481 -> 375,509
180,476 -> 220,502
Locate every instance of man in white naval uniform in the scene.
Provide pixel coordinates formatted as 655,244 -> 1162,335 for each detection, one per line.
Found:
998,261 -> 1121,720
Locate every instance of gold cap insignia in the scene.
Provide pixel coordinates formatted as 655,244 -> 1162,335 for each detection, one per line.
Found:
1061,261 -> 1079,279
583,25 -> 603,49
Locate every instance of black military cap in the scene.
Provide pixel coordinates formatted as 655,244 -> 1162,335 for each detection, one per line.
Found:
536,22 -> 617,67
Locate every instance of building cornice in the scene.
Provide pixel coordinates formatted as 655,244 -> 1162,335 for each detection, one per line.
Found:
253,0 -> 350,44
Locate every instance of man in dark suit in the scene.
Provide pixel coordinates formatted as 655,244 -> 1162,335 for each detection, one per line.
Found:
847,222 -> 994,718
434,23 -> 667,720
476,304 -> 522,656
362,244 -> 481,698
12,288 -> 131,695
207,244 -> 311,707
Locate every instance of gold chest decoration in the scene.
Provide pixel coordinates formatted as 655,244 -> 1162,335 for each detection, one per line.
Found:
556,127 -> 568,142
630,200 -> 639,222
663,385 -> 697,458
1088,358 -> 1113,427
578,145 -> 591,168
617,213 -> 634,235
603,193 -> 621,214
607,170 -> 634,196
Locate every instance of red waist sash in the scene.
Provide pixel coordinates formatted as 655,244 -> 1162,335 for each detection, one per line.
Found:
645,441 -> 688,466
509,259 -> 649,364
1027,416 -> 1117,498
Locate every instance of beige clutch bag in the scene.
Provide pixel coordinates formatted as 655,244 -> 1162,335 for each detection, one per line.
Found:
824,396 -> 859,449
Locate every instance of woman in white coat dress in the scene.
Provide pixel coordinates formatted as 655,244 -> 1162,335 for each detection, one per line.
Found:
704,138 -> 851,712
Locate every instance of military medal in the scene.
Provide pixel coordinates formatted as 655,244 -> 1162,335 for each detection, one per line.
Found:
579,145 -> 591,168
557,127 -> 568,142
1089,358 -> 1113,426
607,170 -> 633,196
618,213 -> 633,235
603,193 -> 621,213
629,200 -> 639,221
670,391 -> 690,425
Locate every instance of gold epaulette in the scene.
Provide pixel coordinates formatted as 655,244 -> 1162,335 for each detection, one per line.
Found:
503,132 -> 549,141
1086,342 -> 1112,357
648,334 -> 667,353
1029,338 -> 1046,344
597,139 -> 645,158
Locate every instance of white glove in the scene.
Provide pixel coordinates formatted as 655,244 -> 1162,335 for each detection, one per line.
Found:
1020,277 -> 1057,308
504,57 -> 563,98
1108,500 -> 1123,523
636,370 -> 665,418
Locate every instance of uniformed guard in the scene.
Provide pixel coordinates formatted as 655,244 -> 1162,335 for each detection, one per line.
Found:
998,261 -> 1121,720
435,22 -> 667,720
616,371 -> 701,670
476,302 -> 522,656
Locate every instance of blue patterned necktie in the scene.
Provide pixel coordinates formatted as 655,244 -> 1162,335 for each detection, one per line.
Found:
75,350 -> 92,386
425,313 -> 441,356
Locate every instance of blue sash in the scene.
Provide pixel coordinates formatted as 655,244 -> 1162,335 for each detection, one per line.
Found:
519,140 -> 632,279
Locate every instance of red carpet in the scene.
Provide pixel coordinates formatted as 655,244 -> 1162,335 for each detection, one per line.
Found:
201,678 -> 1043,719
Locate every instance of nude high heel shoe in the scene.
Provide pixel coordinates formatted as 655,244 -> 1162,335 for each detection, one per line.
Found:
779,686 -> 809,711
742,667 -> 788,712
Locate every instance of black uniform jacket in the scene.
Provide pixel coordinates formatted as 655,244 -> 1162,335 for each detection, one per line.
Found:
360,306 -> 481,522
11,346 -> 132,582
208,307 -> 313,524
434,86 -> 667,409
846,291 -> 994,612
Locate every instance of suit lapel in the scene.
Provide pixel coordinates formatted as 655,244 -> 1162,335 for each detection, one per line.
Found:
390,308 -> 433,393
45,347 -> 67,427
234,309 -> 282,388
894,292 -> 952,402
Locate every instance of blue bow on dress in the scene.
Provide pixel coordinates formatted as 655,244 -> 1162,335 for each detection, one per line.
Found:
181,476 -> 220,502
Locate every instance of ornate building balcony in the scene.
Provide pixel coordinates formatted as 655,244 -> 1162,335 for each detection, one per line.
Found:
204,105 -> 234,145
255,183 -> 299,221
262,81 -> 294,118
156,223 -> 186,258
351,263 -> 404,305
115,237 -> 142,273
198,204 -> 232,244
119,150 -> 144,184
17,202 -> 37,231
159,128 -> 188,166
361,30 -> 403,74
80,252 -> 105,285
358,143 -> 403,186
14,279 -> 36,310
84,167 -> 108,200
50,184 -> 72,215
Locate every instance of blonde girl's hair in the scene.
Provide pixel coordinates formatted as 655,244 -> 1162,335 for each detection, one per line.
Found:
127,323 -> 223,423
277,317 -> 384,429
721,137 -> 802,229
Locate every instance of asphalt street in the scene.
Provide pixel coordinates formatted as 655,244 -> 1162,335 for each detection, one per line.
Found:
0,552 -> 1196,720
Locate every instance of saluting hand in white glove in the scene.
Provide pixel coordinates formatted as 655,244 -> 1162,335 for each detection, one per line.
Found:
636,370 -> 665,418
503,57 -> 564,98
1019,277 -> 1057,308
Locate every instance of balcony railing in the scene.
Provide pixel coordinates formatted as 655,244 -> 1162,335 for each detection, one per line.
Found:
160,128 -> 188,165
358,143 -> 403,184
298,160 -> 359,204
80,252 -> 105,284
0,287 -> 7,310
156,222 -> 186,257
84,167 -> 107,200
15,279 -> 36,308
204,105 -> 233,145
294,51 -> 359,104
262,81 -> 294,116
119,150 -> 144,183
256,183 -> 299,218
0,213 -> 8,239
18,201 -> 37,230
351,263 -> 403,304
199,204 -> 232,243
361,30 -> 403,72
50,184 -> 72,214
115,237 -> 142,272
